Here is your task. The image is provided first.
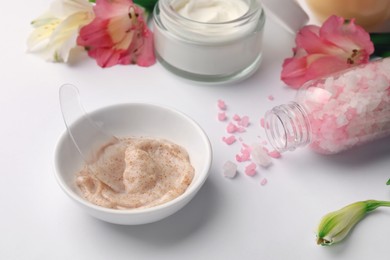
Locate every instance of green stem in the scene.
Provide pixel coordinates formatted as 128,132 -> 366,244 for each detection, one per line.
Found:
365,200 -> 390,212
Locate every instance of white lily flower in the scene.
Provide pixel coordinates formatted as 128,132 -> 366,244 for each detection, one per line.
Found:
27,0 -> 94,62
316,200 -> 390,246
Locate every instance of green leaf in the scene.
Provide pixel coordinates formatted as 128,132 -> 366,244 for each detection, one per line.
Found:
134,0 -> 158,13
386,178 -> 390,185
370,33 -> 390,58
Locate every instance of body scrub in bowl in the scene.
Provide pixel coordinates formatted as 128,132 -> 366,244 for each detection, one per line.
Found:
76,137 -> 195,210
54,103 -> 212,225
153,0 -> 265,83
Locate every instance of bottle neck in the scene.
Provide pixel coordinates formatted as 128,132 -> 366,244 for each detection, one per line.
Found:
265,102 -> 311,152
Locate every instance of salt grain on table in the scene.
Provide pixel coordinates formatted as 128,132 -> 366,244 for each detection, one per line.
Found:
245,162 -> 257,176
217,99 -> 279,184
223,160 -> 238,178
251,143 -> 272,167
218,112 -> 227,121
222,135 -> 237,145
217,99 -> 227,110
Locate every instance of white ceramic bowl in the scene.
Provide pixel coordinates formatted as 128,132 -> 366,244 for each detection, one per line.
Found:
54,103 -> 212,225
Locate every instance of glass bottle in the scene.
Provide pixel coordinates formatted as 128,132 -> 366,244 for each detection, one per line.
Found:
265,58 -> 390,154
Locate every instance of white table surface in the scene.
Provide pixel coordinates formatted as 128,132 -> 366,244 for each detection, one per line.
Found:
2,1 -> 390,259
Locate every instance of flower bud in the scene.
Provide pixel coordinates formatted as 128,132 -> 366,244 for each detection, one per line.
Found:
316,200 -> 390,246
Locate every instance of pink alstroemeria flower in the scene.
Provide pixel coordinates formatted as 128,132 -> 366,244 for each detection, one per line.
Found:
281,15 -> 374,89
77,0 -> 155,68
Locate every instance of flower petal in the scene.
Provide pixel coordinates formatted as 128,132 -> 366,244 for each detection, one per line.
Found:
319,16 -> 374,59
281,15 -> 374,88
27,17 -> 61,51
51,12 -> 94,61
296,25 -> 346,57
135,29 -> 155,67
77,18 -> 113,47
77,0 -> 156,68
27,0 -> 94,62
281,54 -> 348,88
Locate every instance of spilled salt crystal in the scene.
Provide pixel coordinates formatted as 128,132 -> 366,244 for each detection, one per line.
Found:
218,112 -> 227,121
260,118 -> 265,128
251,143 -> 272,167
233,114 -> 241,121
236,152 -> 250,163
245,162 -> 257,176
227,122 -> 238,133
260,178 -> 268,186
236,145 -> 251,162
218,99 -> 227,110
238,116 -> 250,127
222,135 -> 236,145
268,95 -> 274,101
268,150 -> 281,158
223,160 -> 238,178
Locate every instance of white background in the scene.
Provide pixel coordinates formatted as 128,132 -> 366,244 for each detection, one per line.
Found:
1,0 -> 390,259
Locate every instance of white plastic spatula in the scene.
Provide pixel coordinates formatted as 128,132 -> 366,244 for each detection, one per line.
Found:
59,84 -> 119,164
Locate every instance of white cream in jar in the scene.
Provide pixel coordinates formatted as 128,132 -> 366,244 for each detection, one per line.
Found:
153,0 -> 265,83
172,0 -> 249,23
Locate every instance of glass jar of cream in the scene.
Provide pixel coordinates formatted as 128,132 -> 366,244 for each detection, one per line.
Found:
153,0 -> 265,83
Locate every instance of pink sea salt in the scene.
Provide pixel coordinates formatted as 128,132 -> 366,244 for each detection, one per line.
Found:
245,162 -> 257,176
268,95 -> 274,101
218,99 -> 227,110
236,153 -> 250,163
238,116 -> 250,127
217,100 -> 283,184
227,122 -> 239,133
233,114 -> 241,121
236,145 -> 251,162
260,118 -> 265,128
296,59 -> 390,154
268,150 -> 281,159
218,112 -> 227,121
260,178 -> 268,186
260,117 -> 269,129
222,135 -> 237,145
